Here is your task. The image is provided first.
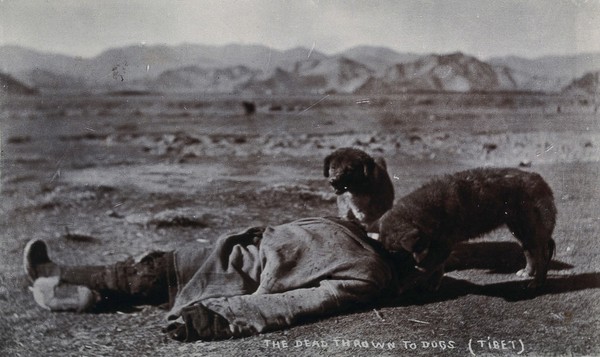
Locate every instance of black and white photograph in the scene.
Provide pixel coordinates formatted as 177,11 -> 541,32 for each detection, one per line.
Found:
1,1 -> 599,355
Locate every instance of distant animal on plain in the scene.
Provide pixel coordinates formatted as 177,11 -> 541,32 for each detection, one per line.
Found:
242,101 -> 256,115
378,167 -> 557,291
324,147 -> 395,232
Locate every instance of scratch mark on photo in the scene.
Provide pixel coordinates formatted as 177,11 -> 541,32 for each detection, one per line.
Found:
408,319 -> 430,324
299,95 -> 329,114
308,41 -> 315,59
263,47 -> 272,72
50,169 -> 61,182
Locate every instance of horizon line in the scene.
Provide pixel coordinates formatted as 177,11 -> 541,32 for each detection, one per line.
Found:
1,42 -> 599,62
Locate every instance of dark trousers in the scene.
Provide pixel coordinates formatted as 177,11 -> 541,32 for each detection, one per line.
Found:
60,251 -> 177,309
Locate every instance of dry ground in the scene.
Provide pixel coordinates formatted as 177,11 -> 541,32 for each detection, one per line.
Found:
1,92 -> 599,356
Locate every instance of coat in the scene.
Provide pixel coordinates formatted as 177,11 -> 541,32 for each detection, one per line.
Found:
166,217 -> 394,337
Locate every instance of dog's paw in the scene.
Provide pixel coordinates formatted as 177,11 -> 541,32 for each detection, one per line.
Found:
526,280 -> 542,289
367,232 -> 380,240
416,279 -> 442,293
516,268 -> 534,277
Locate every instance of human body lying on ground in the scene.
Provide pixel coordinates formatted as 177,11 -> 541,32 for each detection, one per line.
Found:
25,217 -> 396,342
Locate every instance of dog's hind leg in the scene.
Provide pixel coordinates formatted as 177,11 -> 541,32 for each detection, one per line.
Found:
508,202 -> 556,288
529,220 -> 556,288
507,210 -> 539,278
524,235 -> 555,288
529,196 -> 557,288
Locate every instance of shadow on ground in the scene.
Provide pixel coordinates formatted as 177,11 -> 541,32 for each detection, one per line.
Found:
385,272 -> 600,307
446,241 -> 574,274
379,241 -> 599,306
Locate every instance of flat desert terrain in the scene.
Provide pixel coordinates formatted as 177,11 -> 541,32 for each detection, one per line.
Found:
1,92 -> 599,356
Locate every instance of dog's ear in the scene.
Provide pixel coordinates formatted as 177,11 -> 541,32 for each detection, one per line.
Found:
363,157 -> 376,178
400,227 -> 422,252
374,156 -> 387,171
380,226 -> 421,252
323,155 -> 331,177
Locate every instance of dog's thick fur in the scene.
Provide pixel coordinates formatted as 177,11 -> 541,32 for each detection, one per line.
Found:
324,148 -> 394,231
379,167 -> 557,289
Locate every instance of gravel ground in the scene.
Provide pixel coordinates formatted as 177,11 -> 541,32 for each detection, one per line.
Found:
1,93 -> 599,356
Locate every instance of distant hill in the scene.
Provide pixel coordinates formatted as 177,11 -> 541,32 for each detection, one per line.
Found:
357,52 -> 556,93
154,56 -> 374,94
152,65 -> 261,93
0,72 -> 37,95
340,46 -> 421,75
269,47 -> 329,73
239,57 -> 373,94
240,68 -> 323,94
20,68 -> 86,90
563,71 -> 600,95
0,44 -> 327,88
489,53 -> 600,83
0,45 -> 82,75
291,56 -> 374,93
88,43 -> 304,80
1,43 -> 598,94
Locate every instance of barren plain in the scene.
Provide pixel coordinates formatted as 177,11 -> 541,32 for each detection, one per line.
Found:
1,92 -> 599,356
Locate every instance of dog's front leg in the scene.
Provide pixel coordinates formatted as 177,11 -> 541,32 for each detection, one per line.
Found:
395,262 -> 445,295
395,268 -> 427,295
419,265 -> 445,292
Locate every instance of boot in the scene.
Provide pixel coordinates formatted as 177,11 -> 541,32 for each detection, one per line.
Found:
23,239 -> 60,282
24,239 -> 171,309
24,239 -> 127,292
31,276 -> 99,312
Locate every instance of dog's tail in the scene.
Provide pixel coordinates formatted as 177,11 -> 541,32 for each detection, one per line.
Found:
537,196 -> 557,231
530,172 -> 557,231
534,192 -> 557,265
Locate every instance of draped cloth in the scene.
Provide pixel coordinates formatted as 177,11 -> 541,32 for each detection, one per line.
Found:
166,217 -> 394,336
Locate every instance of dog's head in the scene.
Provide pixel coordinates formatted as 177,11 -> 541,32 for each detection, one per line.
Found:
323,148 -> 377,194
380,213 -> 428,254
380,211 -> 453,274
378,210 -> 436,271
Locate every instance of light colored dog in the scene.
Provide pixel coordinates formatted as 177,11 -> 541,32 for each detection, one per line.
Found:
324,148 -> 394,232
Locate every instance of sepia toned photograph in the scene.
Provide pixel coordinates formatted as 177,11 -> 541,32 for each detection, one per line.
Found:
1,1 -> 599,355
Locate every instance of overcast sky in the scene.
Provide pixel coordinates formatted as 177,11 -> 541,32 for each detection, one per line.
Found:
1,0 -> 599,59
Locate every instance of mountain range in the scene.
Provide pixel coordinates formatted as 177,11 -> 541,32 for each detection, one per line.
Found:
0,72 -> 38,95
1,44 -> 599,94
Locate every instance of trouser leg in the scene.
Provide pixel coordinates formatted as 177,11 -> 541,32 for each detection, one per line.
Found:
59,251 -> 175,307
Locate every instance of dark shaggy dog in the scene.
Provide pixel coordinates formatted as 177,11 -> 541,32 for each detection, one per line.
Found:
379,167 -> 557,290
324,148 -> 394,231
